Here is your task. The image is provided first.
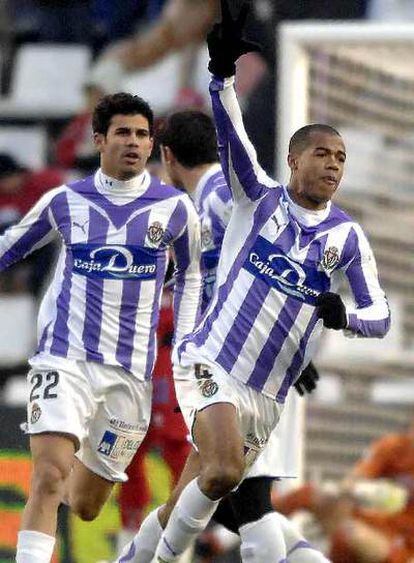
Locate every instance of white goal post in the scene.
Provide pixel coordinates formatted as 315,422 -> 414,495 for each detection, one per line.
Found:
277,22 -> 414,183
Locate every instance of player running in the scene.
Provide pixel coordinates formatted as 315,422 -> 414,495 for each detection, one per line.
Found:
0,92 -> 202,563
150,1 -> 390,561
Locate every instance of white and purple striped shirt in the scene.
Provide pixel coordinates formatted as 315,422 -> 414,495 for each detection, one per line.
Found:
0,169 -> 202,380
193,163 -> 232,312
177,76 -> 390,403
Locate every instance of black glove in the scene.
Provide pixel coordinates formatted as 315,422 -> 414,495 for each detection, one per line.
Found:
316,292 -> 347,330
207,0 -> 261,78
294,362 -> 320,396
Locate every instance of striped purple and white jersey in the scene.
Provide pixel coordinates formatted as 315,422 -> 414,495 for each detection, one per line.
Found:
177,76 -> 390,403
193,163 -> 232,312
0,169 -> 202,380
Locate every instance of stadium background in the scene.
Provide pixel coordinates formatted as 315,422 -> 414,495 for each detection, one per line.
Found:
1,1 -> 413,561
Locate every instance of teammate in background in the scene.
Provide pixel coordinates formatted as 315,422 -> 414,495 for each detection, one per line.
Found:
148,1 -> 390,561
0,92 -> 202,563
274,420 -> 414,563
114,111 -> 324,563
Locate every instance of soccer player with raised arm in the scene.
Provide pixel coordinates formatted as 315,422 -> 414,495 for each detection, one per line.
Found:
1,92 -> 202,563
115,110 -> 324,563
146,1 -> 390,560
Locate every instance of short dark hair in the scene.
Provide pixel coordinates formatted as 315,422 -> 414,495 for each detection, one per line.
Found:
289,124 -> 341,154
92,92 -> 154,136
158,111 -> 218,167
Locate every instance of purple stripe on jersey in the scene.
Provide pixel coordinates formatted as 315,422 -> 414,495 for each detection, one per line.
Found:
115,211 -> 149,371
347,313 -> 390,338
83,208 -> 109,362
247,297 -> 303,393
49,193 -> 72,356
276,310 -> 320,402
37,321 -> 52,354
180,190 -> 279,356
0,207 -> 51,271
215,277 -> 271,372
144,253 -> 167,379
69,175 -> 182,230
119,540 -> 136,562
287,541 -> 313,555
210,83 -> 275,202
215,211 -> 297,373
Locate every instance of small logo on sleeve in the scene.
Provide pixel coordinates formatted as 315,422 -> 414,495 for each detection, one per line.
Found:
321,246 -> 339,272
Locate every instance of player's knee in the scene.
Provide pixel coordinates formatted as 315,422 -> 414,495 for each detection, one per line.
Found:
32,461 -> 69,498
202,461 -> 244,499
70,493 -> 102,522
70,497 -> 102,521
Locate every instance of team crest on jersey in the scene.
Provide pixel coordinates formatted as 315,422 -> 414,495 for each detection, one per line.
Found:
199,379 -> 219,398
321,246 -> 339,272
147,221 -> 164,243
30,402 -> 42,424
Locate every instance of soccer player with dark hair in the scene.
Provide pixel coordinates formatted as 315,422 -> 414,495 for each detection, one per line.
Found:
0,91 -> 202,563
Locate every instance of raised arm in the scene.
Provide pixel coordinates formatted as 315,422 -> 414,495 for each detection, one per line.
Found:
207,0 -> 277,202
0,189 -> 59,272
171,196 -> 203,343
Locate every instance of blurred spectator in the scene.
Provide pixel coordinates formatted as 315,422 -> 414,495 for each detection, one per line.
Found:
54,83 -> 104,175
273,420 -> 414,563
0,153 -> 64,295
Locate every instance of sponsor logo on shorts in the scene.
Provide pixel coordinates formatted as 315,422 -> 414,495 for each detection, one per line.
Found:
246,433 -> 267,448
109,418 -> 143,433
30,402 -> 42,424
199,379 -> 219,398
97,430 -> 140,463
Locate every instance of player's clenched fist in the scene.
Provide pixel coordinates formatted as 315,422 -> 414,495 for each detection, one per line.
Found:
316,292 -> 347,330
207,0 -> 260,78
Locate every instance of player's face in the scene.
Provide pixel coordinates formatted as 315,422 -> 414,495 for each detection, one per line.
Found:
95,114 -> 153,180
289,132 -> 346,209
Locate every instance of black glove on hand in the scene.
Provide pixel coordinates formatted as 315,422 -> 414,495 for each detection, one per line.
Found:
294,362 -> 320,396
316,292 -> 347,330
207,0 -> 261,78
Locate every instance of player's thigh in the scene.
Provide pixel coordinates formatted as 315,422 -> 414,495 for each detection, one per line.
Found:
193,402 -> 244,467
77,368 -> 152,483
30,432 -> 76,480
175,367 -> 244,466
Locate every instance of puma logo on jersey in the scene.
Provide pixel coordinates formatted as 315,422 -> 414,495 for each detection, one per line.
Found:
72,220 -> 89,234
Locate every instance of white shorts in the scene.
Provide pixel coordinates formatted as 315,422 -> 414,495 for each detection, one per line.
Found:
174,363 -> 283,475
246,389 -> 302,479
27,355 -> 152,482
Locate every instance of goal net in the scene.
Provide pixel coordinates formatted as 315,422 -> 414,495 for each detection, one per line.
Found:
278,23 -> 414,483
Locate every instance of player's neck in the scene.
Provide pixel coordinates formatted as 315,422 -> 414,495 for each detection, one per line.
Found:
287,185 -> 327,211
182,164 -> 215,195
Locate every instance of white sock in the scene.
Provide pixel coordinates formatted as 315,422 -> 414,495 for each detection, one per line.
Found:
16,530 -> 55,563
114,508 -> 163,563
239,512 -> 287,563
155,479 -> 219,562
276,513 -> 330,563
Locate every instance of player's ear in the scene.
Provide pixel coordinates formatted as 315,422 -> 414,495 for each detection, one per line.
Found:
287,153 -> 298,171
93,132 -> 105,153
161,145 -> 175,165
